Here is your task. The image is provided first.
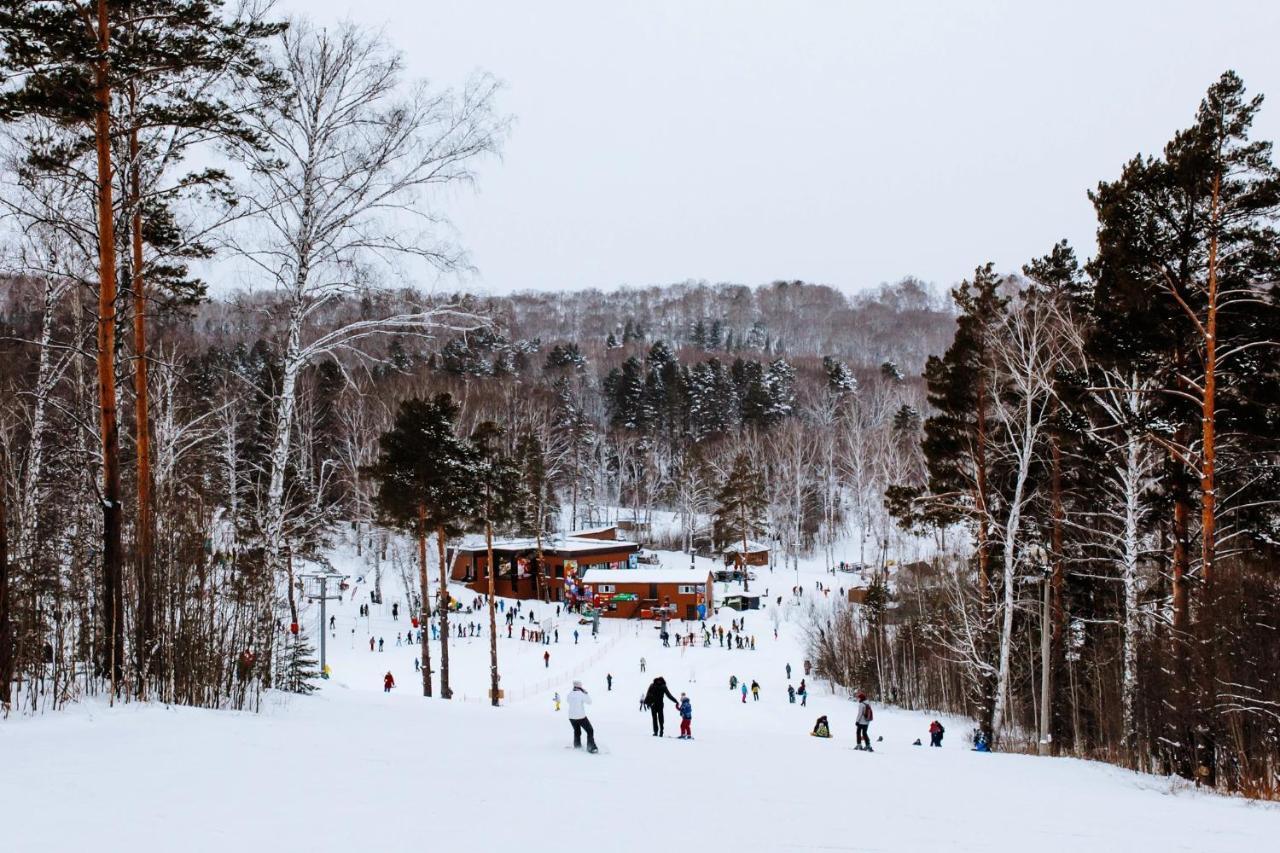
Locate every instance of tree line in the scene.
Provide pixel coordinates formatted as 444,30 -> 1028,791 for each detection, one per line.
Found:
811,71 -> 1280,797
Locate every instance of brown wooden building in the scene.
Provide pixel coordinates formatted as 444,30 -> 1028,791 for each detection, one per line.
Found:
722,540 -> 770,568
450,535 -> 641,601
579,567 -> 714,620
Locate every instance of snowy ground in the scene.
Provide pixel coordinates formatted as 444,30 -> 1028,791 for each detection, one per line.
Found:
4,539 -> 1277,853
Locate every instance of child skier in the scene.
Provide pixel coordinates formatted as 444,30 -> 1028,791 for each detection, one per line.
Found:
554,691 -> 561,712
855,692 -> 874,751
677,692 -> 693,739
383,671 -> 395,693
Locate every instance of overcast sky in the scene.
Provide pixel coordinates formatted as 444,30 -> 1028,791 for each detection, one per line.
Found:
277,0 -> 1280,296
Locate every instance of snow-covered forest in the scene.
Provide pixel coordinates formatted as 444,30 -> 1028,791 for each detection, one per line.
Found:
1,0 -> 1279,816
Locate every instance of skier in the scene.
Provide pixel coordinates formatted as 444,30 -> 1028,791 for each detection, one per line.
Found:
786,663 -> 792,680
329,615 -> 336,630
607,673 -> 613,691
566,681 -> 598,753
574,629 -> 579,645
787,684 -> 796,704
729,675 -> 738,691
383,671 -> 395,693
644,676 -> 679,736
751,680 -> 760,701
414,657 -> 420,672
855,692 -> 874,751
378,637 -> 384,652
929,720 -> 945,747
740,682 -> 748,703
640,656 -> 646,673
544,650 -> 551,668
798,679 -> 808,707
677,692 -> 693,739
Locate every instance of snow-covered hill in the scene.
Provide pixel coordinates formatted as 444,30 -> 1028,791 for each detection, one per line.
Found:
3,540 -> 1275,853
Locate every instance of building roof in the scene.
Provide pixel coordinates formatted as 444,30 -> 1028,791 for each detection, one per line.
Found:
722,540 -> 769,554
453,535 -> 639,555
580,568 -> 711,586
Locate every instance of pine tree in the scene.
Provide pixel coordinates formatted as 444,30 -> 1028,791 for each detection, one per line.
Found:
713,452 -> 768,592
280,630 -> 320,695
367,394 -> 476,698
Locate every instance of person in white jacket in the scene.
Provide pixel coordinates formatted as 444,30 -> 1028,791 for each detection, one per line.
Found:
566,680 -> 598,753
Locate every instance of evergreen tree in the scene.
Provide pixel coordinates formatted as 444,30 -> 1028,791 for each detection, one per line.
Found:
713,451 -> 768,591
367,394 -> 477,698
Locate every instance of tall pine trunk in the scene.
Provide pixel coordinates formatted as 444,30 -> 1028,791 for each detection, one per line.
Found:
437,525 -> 451,698
129,112 -> 156,696
93,0 -> 125,695
0,439 -> 10,708
1195,170 -> 1222,786
486,520 -> 499,706
417,506 -> 432,697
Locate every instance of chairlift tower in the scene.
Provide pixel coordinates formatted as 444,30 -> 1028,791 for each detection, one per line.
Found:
300,571 -> 347,672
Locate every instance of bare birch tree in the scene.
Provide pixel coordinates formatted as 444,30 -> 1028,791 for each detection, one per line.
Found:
231,20 -> 505,582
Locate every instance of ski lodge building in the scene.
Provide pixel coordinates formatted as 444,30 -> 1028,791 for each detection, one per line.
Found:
449,526 -> 641,601
578,566 -> 714,621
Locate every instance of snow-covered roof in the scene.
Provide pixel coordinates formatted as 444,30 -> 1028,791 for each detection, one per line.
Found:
722,540 -> 769,554
569,525 -> 616,537
453,535 -> 639,554
580,568 -> 711,585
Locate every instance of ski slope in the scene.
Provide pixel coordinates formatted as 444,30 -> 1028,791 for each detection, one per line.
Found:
3,543 -> 1277,853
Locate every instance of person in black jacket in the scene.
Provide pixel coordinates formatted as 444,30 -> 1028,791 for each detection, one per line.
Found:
644,676 -> 679,736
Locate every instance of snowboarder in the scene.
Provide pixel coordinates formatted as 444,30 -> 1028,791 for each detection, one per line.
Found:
929,720 -> 945,747
751,680 -> 760,701
383,671 -> 395,692
677,692 -> 693,739
607,673 -> 613,691
566,681 -> 598,753
811,715 -> 831,738
544,650 -> 550,668
855,692 -> 873,750
644,676 -> 678,736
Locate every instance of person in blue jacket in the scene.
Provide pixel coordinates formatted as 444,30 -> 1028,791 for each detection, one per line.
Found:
678,692 -> 693,739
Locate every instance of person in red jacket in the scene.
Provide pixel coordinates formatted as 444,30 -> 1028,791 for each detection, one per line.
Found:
929,719 -> 945,747
544,650 -> 551,668
384,671 -> 395,692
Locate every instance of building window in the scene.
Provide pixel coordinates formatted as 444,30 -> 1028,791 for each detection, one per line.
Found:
598,584 -> 616,593
678,585 -> 701,595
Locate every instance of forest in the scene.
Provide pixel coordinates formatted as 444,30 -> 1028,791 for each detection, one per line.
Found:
0,2 -> 1277,799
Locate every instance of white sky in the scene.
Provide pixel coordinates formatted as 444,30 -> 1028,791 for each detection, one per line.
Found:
276,0 -> 1280,296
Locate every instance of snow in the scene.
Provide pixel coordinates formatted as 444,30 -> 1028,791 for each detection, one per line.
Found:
580,566 -> 709,584
452,534 -> 641,554
3,537 -> 1277,853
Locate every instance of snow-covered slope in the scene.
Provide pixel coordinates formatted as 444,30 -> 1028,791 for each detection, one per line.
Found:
3,542 -> 1275,853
